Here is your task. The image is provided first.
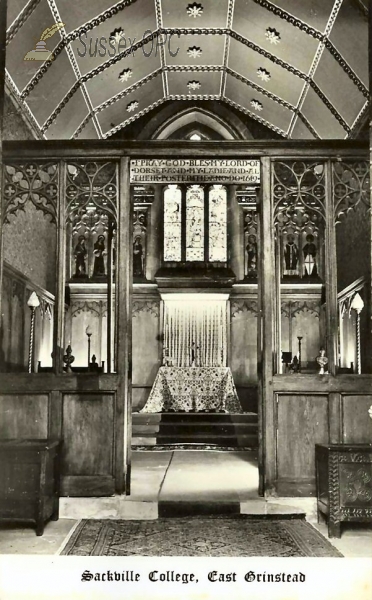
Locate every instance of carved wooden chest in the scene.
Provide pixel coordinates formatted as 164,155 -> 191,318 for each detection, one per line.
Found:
315,443 -> 372,538
0,439 -> 62,536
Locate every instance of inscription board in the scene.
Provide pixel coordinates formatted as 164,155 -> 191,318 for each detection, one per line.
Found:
130,159 -> 260,184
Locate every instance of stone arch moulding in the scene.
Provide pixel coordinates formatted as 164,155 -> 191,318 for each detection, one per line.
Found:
137,104 -> 253,141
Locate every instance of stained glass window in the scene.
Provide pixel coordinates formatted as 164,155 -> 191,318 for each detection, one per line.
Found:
208,185 -> 227,262
163,184 -> 227,263
164,185 -> 182,261
186,185 -> 204,261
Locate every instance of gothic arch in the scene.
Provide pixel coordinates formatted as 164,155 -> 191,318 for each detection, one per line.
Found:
137,104 -> 253,141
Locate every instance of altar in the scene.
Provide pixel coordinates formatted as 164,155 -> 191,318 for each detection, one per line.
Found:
141,367 -> 241,413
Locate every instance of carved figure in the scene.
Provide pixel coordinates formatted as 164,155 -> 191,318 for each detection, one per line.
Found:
303,233 -> 318,276
74,235 -> 87,277
93,235 -> 106,276
133,236 -> 144,277
284,234 -> 299,273
246,234 -> 258,276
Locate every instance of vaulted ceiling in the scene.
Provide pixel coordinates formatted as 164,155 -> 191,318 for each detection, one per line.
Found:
4,0 -> 369,140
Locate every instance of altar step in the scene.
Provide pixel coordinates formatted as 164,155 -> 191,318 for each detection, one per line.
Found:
132,412 -> 258,448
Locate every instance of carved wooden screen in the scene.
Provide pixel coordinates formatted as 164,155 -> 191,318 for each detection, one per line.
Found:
273,160 -> 326,374
65,161 -> 118,373
333,160 -> 371,374
1,162 -> 58,373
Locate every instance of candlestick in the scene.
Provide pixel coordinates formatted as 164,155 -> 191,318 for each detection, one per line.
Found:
351,292 -> 364,374
297,336 -> 303,372
27,292 -> 40,373
85,325 -> 92,366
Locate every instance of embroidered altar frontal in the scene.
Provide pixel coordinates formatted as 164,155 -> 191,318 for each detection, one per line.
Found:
141,367 -> 241,413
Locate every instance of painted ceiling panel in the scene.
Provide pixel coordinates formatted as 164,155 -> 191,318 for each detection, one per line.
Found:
329,1 -> 368,86
6,0 -> 61,91
227,37 -> 303,107
57,0 -> 120,34
85,44 -> 161,107
225,72 -> 293,134
46,88 -> 90,138
232,0 -> 320,74
290,116 -> 316,140
164,33 -> 226,66
161,0 -> 230,29
167,70 -> 222,97
96,73 -> 164,134
69,0 -> 157,76
313,51 -> 366,127
25,49 -> 77,126
301,87 -> 346,139
269,0 -> 336,31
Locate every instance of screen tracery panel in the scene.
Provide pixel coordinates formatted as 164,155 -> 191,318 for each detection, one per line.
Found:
273,160 -> 326,374
65,160 -> 118,373
333,160 -> 371,374
1,161 -> 58,373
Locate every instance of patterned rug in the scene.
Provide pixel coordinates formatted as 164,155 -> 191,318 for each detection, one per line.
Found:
60,517 -> 342,557
133,445 -> 255,451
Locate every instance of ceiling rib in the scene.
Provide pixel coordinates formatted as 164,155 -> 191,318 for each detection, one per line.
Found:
5,1 -> 368,140
220,0 -> 235,97
46,0 -> 103,138
253,0 -> 367,96
5,71 -> 44,139
287,0 -> 344,138
155,0 -> 169,97
102,97 -> 167,138
349,100 -> 369,137
223,97 -> 287,137
296,113 -> 320,139
38,24 -> 357,137
225,67 -> 295,112
6,0 -> 42,45
19,0 -> 138,100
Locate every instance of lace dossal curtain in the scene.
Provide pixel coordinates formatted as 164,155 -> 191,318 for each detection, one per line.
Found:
163,298 -> 227,367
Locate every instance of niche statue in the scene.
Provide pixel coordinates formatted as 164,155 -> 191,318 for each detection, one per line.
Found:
284,234 -> 299,275
246,234 -> 258,278
303,234 -> 318,277
93,235 -> 106,277
74,235 -> 87,277
133,236 -> 144,278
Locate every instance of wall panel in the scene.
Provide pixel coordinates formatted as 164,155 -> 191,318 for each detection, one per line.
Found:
0,394 -> 49,438
276,394 -> 329,495
342,395 -> 372,443
61,393 -> 115,496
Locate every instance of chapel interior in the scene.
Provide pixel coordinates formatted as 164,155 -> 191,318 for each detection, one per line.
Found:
0,0 -> 371,553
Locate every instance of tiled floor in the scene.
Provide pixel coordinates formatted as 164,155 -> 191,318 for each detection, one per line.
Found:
0,450 -> 371,557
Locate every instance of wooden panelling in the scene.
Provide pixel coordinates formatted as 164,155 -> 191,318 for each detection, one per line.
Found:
276,394 -> 329,495
60,476 -> 115,497
61,393 -> 115,480
342,395 -> 372,443
0,394 -> 49,438
273,374 -> 372,394
3,139 -> 368,160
